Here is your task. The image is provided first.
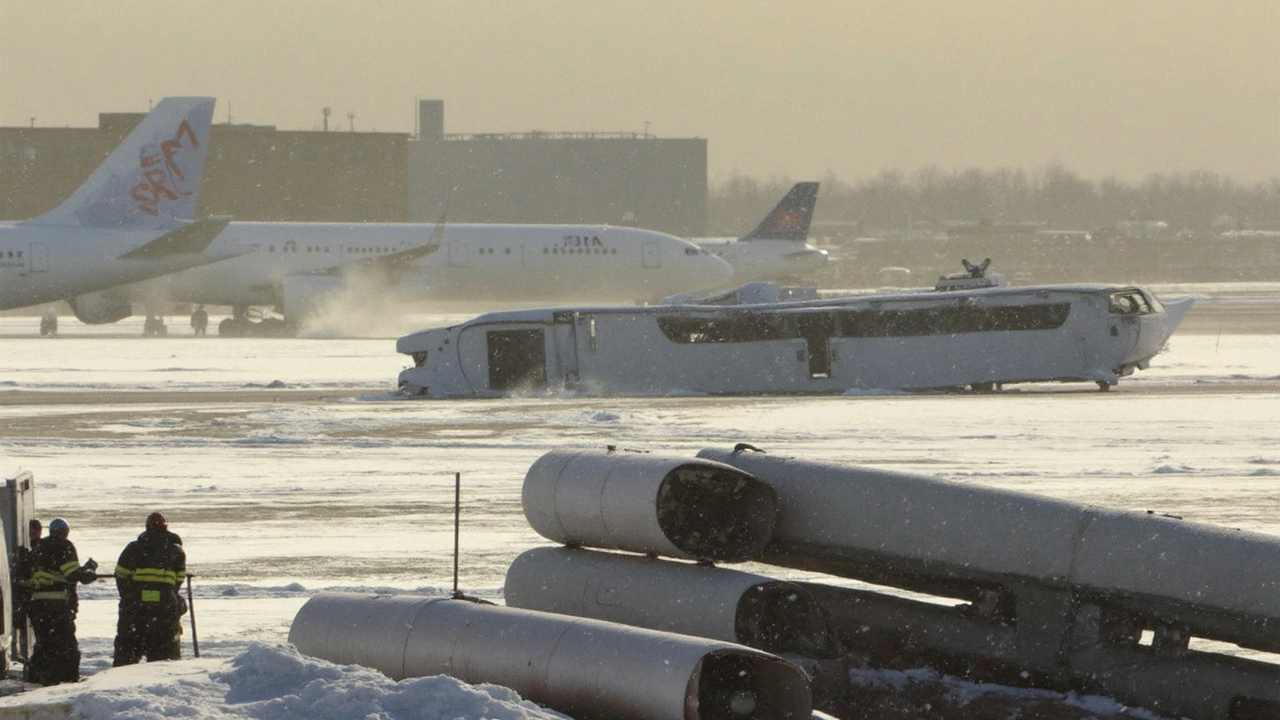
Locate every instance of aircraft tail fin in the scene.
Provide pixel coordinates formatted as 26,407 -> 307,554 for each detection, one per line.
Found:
740,181 -> 819,242
30,96 -> 216,230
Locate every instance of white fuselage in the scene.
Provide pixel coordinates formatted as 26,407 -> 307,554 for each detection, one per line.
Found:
0,223 -> 236,311
131,222 -> 732,311
397,284 -> 1193,398
694,238 -> 828,283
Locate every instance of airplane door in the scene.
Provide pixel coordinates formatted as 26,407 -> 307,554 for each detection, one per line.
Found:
798,313 -> 834,378
448,242 -> 472,267
487,329 -> 548,391
642,242 -> 661,268
28,243 -> 48,273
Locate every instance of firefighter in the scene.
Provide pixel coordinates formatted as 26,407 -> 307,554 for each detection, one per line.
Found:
113,512 -> 187,666
14,518 -> 44,638
26,517 -> 97,685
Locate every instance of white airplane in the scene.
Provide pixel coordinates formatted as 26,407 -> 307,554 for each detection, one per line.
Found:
86,221 -> 734,336
695,182 -> 828,283
0,97 -> 236,314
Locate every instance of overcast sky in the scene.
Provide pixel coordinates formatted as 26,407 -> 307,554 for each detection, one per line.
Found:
2,1 -> 1276,185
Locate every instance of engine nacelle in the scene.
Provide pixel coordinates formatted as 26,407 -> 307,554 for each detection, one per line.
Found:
68,290 -> 133,325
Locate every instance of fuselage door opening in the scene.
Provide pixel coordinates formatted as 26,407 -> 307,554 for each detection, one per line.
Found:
798,312 -> 835,378
642,242 -> 661,269
448,241 -> 472,268
487,328 -> 548,392
28,243 -> 48,273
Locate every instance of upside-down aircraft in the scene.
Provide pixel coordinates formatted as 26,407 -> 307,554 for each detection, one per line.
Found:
695,182 -> 828,283
82,221 -> 734,336
0,97 -> 236,312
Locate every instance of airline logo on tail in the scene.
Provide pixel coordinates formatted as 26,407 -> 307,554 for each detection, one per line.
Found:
132,119 -> 202,216
768,209 -> 810,234
741,182 -> 819,243
29,97 -> 216,230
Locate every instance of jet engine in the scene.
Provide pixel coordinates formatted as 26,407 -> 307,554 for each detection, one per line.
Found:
68,290 -> 133,325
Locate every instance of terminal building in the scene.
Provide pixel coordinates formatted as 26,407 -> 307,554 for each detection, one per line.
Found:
0,99 -> 708,236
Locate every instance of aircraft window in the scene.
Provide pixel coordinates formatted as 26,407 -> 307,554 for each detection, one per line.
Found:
505,248 -> 512,254
324,247 -> 329,253
836,303 -> 1072,337
269,246 -> 275,253
685,248 -> 699,255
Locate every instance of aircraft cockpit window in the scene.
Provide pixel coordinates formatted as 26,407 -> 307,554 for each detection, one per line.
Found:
1108,290 -> 1151,315
684,247 -> 699,255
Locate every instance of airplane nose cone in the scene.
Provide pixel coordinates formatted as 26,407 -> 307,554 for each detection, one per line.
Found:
707,252 -> 734,283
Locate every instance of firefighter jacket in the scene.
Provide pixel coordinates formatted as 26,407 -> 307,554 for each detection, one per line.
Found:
28,536 -> 87,610
114,531 -> 187,617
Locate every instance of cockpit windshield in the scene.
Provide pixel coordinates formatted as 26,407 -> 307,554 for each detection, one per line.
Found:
1108,289 -> 1154,315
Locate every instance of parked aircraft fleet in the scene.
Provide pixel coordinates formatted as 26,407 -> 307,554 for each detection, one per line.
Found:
0,96 -> 829,336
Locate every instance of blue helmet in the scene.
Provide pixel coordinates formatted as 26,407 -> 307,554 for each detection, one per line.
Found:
48,518 -> 69,535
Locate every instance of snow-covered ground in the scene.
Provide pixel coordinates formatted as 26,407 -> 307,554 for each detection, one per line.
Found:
0,286 -> 1277,718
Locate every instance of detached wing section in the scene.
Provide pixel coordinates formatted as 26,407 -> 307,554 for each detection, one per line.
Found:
117,216 -> 233,260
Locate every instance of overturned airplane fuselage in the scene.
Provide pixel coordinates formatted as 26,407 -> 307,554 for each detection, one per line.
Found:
396,283 -> 1192,398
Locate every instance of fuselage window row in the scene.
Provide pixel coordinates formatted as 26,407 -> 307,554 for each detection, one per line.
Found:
542,248 -> 619,255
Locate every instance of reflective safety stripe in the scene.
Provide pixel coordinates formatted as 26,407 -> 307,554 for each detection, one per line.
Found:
115,565 -> 133,580
140,590 -> 162,603
132,568 -> 179,586
29,569 -> 61,588
59,559 -> 81,576
30,590 -> 69,602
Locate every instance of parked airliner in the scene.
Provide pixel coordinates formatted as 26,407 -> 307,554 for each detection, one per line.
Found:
83,221 -> 734,335
0,97 -> 237,312
695,182 -> 827,283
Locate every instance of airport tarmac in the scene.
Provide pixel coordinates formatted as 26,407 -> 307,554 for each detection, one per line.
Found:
0,285 -> 1277,718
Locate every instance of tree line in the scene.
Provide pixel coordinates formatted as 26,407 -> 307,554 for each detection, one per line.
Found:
709,163 -> 1280,239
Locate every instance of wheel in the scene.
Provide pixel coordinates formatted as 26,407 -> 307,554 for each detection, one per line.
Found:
218,318 -> 248,337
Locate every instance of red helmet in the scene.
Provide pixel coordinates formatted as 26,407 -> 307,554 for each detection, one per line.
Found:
146,512 -> 167,532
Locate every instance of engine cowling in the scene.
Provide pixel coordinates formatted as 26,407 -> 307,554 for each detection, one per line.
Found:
68,290 -> 133,325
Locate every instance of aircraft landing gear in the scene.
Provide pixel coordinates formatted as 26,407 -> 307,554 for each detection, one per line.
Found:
217,306 -> 296,337
142,314 -> 168,337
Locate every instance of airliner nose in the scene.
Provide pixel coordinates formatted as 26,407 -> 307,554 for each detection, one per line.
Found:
704,249 -> 734,284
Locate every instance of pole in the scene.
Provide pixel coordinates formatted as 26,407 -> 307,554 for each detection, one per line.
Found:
452,472 -> 461,598
186,574 -> 200,658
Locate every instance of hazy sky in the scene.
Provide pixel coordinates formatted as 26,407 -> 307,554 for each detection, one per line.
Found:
2,1 -> 1276,185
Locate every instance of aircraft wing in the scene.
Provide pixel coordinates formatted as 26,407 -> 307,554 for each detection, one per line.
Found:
309,216 -> 443,277
118,216 -> 234,260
